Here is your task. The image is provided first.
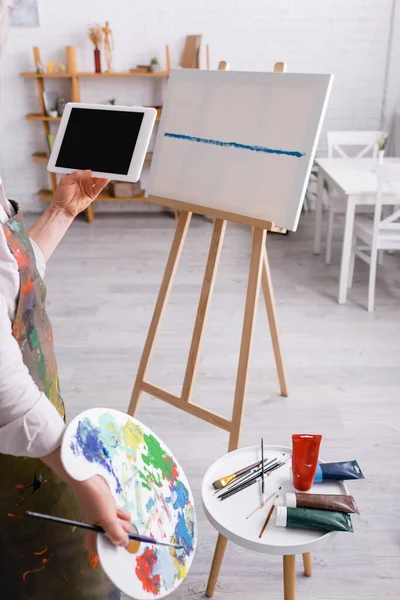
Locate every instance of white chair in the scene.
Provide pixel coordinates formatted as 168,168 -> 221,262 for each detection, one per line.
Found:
349,163 -> 400,311
324,130 -> 383,265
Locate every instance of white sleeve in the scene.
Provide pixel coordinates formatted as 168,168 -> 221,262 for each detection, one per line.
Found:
30,238 -> 46,279
0,294 -> 65,457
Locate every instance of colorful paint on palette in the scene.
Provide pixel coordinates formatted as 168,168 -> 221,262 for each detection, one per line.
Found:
63,408 -> 196,599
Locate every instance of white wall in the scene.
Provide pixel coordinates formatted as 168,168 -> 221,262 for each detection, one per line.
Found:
0,0 -> 396,212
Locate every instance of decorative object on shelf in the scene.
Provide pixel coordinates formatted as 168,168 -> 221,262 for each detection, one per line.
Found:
102,21 -> 114,72
131,65 -> 151,73
9,0 -> 40,27
35,61 -> 44,74
42,91 -> 58,116
57,64 -> 66,74
46,134 -> 56,153
110,180 -> 142,198
88,24 -> 103,73
107,98 -> 116,105
150,57 -> 160,73
46,62 -> 56,73
57,96 -> 67,116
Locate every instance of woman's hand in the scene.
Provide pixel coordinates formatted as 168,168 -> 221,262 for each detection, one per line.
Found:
52,170 -> 109,218
72,475 -> 131,554
41,448 -> 131,554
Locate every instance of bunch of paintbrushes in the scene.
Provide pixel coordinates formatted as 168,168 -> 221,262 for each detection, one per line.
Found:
214,452 -> 290,501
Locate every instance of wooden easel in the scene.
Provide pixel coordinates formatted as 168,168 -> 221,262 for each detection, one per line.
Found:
128,61 -> 288,455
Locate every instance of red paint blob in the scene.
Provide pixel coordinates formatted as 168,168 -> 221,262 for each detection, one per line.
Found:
136,548 -> 161,594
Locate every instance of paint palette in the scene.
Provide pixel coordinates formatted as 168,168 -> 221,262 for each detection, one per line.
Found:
61,408 -> 197,599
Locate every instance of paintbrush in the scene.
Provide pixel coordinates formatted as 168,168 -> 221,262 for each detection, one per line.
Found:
212,458 -> 269,490
26,511 -> 183,550
218,461 -> 285,501
258,495 -> 278,538
261,438 -> 265,505
217,456 -> 290,501
215,454 -> 287,497
246,486 -> 282,519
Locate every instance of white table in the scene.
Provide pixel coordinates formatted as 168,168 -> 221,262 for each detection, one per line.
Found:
202,445 -> 347,600
313,157 -> 400,304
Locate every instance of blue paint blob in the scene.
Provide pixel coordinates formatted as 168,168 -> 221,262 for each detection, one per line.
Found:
146,497 -> 155,512
169,481 -> 189,511
174,512 -> 193,555
164,132 -> 305,158
73,418 -> 122,494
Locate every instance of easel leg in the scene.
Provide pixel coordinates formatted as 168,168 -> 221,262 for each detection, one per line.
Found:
181,219 -> 227,401
228,228 -> 266,452
205,534 -> 228,597
302,552 -> 312,577
128,211 -> 192,416
261,246 -> 288,397
85,204 -> 95,223
283,555 -> 296,600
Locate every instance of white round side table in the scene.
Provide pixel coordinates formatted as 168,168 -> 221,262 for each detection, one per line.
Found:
202,445 -> 348,600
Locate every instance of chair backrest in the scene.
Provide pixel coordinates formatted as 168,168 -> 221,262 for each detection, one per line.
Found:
374,163 -> 400,236
327,130 -> 383,159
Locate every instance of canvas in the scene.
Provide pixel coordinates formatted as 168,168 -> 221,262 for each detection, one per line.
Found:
61,408 -> 197,599
148,69 -> 333,231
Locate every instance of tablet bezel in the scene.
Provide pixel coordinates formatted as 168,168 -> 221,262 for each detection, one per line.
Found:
47,102 -> 157,182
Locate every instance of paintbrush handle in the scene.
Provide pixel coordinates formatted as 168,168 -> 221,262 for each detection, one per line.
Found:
218,459 -> 285,500
26,511 -> 182,550
259,504 -> 276,538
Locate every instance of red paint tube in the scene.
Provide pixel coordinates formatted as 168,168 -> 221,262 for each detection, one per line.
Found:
292,434 -> 322,492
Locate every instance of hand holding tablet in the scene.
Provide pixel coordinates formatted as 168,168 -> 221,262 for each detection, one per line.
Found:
48,103 -> 157,182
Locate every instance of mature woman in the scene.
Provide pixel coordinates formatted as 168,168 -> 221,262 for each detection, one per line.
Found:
0,4 -> 130,598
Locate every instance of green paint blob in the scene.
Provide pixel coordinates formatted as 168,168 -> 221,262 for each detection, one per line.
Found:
9,220 -> 21,233
29,326 -> 39,349
142,433 -> 175,481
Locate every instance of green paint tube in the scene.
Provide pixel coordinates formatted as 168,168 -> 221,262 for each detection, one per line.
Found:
276,506 -> 353,532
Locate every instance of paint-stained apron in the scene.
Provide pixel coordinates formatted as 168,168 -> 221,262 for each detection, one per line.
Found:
0,203 -> 119,600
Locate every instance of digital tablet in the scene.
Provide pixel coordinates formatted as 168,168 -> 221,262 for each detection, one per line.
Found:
48,103 -> 157,182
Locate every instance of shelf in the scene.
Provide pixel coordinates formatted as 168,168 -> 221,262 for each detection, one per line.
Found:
76,71 -> 169,78
32,152 -> 48,163
27,113 -> 62,122
39,189 -> 146,202
21,72 -> 72,78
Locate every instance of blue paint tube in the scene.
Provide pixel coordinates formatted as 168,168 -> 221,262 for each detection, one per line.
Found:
314,460 -> 364,483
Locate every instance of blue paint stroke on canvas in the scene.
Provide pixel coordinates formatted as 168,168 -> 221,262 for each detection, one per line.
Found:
164,132 -> 305,158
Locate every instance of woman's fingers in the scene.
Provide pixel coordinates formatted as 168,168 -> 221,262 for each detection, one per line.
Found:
92,177 -> 110,197
119,518 -> 133,533
117,507 -> 131,521
101,516 -> 130,547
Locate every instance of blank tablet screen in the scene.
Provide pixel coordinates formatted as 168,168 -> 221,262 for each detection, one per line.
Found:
55,108 -> 144,175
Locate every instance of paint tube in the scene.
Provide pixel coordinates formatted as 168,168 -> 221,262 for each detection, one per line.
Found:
291,434 -> 322,492
276,507 -> 353,533
284,493 -> 359,514
314,460 -> 364,482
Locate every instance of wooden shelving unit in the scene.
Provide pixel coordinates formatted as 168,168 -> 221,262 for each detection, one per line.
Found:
21,45 -> 170,222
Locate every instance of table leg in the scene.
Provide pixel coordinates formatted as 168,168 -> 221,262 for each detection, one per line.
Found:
338,197 -> 355,304
283,555 -> 296,600
302,552 -> 312,576
313,168 -> 324,254
206,534 -> 228,597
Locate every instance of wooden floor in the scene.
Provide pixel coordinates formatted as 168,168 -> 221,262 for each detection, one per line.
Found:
39,211 -> 400,599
